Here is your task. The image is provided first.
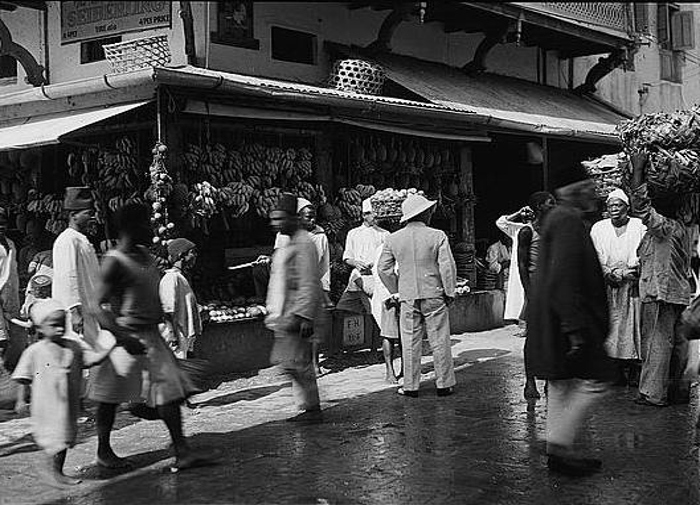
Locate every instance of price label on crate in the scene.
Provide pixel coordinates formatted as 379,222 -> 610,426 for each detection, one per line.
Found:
342,315 -> 365,347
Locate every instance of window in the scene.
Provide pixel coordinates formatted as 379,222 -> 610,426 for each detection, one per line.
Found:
0,55 -> 17,81
660,50 -> 683,83
657,4 -> 693,83
80,36 -> 121,64
271,27 -> 317,65
634,3 -> 649,34
211,0 -> 259,50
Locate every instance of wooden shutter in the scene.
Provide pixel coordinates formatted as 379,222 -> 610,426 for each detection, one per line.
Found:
672,10 -> 695,50
634,3 -> 649,33
657,4 -> 669,46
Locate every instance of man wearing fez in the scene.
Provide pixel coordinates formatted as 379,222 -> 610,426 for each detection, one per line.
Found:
52,187 -> 100,345
265,193 -> 324,424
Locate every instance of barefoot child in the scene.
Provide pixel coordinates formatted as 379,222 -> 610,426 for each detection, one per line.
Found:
12,299 -> 115,487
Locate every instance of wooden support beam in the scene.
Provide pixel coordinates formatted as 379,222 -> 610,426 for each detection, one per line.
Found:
365,3 -> 416,54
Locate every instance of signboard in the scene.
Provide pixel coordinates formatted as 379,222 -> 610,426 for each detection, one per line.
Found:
61,1 -> 172,45
342,315 -> 365,347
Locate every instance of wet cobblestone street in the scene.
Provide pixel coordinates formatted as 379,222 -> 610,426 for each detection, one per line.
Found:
2,326 -> 700,504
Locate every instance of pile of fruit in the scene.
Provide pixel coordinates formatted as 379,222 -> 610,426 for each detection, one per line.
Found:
617,107 -> 700,195
455,278 -> 470,296
26,191 -> 67,235
204,303 -> 268,324
581,152 -> 629,198
369,187 -> 424,218
336,187 -> 363,221
181,142 -> 318,224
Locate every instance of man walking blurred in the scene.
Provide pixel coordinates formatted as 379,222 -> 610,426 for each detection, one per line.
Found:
527,169 -> 615,476
378,193 -> 457,397
266,193 -> 324,424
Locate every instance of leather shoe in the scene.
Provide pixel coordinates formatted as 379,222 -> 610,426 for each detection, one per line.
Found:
547,454 -> 602,476
397,387 -> 418,398
436,387 -> 454,397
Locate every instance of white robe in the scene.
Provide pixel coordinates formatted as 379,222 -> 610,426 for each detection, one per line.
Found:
590,217 -> 647,359
496,215 -> 526,320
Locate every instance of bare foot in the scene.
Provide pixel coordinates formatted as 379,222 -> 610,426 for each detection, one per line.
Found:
385,374 -> 398,384
96,452 -> 132,469
172,448 -> 222,471
37,460 -> 81,488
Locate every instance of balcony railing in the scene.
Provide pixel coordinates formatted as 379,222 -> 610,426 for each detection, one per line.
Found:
510,2 -> 632,34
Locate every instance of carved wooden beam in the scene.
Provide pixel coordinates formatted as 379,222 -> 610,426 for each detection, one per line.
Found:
462,21 -> 510,77
179,1 -> 197,65
365,2 -> 416,54
573,48 -> 627,95
0,16 -> 46,86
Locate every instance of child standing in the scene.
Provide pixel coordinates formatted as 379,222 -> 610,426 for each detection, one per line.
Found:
12,299 -> 115,488
159,238 -> 202,359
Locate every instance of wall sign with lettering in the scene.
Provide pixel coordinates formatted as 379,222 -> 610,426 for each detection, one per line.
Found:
61,1 -> 172,45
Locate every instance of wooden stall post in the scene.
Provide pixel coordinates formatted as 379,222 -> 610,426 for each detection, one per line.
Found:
458,146 -> 477,286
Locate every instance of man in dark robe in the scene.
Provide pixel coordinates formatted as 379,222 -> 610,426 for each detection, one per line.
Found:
526,169 -> 615,477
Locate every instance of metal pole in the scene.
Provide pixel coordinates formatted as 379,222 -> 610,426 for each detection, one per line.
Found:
156,86 -> 163,143
542,136 -> 549,191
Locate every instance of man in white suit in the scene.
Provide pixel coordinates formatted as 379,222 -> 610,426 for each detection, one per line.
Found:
378,194 -> 457,397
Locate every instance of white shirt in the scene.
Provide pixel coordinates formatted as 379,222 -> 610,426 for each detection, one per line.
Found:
275,227 -> 330,291
590,217 -> 646,271
52,227 -> 100,343
343,224 -> 389,292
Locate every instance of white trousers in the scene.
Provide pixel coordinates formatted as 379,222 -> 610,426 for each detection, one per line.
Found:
546,379 -> 608,453
400,298 -> 456,392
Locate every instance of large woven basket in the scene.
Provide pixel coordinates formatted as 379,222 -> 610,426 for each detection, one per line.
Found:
330,59 -> 385,95
104,34 -> 172,73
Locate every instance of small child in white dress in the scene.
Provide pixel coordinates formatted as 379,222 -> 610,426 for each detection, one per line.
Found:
12,299 -> 115,488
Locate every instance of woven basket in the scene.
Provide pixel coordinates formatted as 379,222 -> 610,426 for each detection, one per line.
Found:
104,34 -> 172,74
330,59 -> 385,95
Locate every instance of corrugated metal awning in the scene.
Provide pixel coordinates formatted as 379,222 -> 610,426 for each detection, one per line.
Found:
371,53 -> 624,143
0,101 -> 150,151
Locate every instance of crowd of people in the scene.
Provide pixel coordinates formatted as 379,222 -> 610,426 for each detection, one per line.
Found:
4,147 -> 700,486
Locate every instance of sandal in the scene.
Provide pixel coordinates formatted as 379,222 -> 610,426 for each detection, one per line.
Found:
397,387 -> 418,398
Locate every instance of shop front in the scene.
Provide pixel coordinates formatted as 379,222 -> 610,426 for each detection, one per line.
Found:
0,59 -> 625,375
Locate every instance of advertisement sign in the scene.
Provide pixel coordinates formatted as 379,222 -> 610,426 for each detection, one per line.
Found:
61,1 -> 172,45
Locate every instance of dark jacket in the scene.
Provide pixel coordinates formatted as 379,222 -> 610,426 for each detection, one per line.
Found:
526,205 -> 614,381
631,183 -> 692,306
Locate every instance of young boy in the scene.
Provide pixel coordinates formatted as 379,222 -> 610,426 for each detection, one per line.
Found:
12,299 -> 115,488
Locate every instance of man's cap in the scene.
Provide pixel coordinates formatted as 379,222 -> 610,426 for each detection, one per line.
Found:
275,193 -> 297,214
63,187 -> 94,211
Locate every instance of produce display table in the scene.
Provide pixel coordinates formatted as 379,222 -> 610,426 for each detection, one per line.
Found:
194,291 -> 504,375
195,319 -> 274,375
449,290 -> 505,334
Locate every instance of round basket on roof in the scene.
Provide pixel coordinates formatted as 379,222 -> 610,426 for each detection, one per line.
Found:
329,59 -> 386,95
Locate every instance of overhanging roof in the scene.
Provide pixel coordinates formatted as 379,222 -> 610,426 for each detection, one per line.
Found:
371,52 -> 624,142
0,63 -> 624,145
0,101 -> 150,151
